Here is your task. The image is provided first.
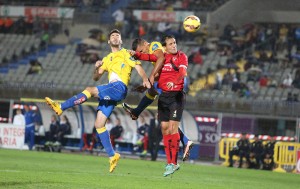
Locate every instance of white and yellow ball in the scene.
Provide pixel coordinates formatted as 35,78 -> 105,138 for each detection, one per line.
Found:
183,15 -> 201,33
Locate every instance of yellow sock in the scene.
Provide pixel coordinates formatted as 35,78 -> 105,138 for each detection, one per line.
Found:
82,90 -> 92,99
96,127 -> 106,134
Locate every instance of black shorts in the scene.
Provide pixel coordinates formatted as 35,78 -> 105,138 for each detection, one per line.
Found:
158,91 -> 185,122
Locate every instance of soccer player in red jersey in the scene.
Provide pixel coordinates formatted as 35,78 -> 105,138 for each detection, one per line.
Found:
124,38 -> 194,162
150,35 -> 188,176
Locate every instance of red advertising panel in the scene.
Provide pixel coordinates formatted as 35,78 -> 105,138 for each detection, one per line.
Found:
141,11 -> 176,22
0,124 -> 25,149
25,7 -> 58,18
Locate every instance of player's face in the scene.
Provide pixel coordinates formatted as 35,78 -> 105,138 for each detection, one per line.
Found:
24,105 -> 29,111
51,115 -> 56,122
109,33 -> 122,47
136,42 -> 149,53
16,109 -> 21,114
165,38 -> 177,54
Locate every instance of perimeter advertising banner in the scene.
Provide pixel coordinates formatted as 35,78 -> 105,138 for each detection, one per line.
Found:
194,116 -> 221,158
0,123 -> 25,149
0,6 -> 74,18
297,151 -> 300,174
133,10 -> 194,22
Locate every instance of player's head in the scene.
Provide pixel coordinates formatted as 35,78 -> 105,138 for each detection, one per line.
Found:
51,114 -> 57,122
161,35 -> 177,54
270,136 -> 276,142
61,115 -> 68,123
23,104 -> 30,111
132,38 -> 149,53
241,133 -> 247,139
108,29 -> 122,48
16,109 -> 22,114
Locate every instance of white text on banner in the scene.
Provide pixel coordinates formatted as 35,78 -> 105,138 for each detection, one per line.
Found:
0,123 -> 25,149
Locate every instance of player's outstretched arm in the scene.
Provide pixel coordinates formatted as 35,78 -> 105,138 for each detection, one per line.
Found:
175,67 -> 187,84
128,50 -> 158,62
135,64 -> 151,89
174,53 -> 188,84
149,49 -> 165,84
148,53 -> 165,85
93,60 -> 105,81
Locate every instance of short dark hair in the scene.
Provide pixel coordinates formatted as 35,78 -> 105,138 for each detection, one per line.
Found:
161,34 -> 175,46
131,38 -> 144,51
108,29 -> 121,38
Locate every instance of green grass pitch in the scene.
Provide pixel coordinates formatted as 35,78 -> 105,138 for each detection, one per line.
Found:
0,149 -> 299,189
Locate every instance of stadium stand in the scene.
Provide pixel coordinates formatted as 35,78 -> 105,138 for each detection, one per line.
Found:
0,0 -> 299,170
128,0 -> 230,11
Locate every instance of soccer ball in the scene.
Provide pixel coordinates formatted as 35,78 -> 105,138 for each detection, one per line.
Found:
183,15 -> 201,33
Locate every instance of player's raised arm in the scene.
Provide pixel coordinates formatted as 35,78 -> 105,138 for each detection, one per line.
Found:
149,49 -> 165,84
175,53 -> 188,84
135,64 -> 151,89
93,60 -> 105,81
132,51 -> 158,62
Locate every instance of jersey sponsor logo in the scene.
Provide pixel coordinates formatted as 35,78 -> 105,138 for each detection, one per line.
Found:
104,96 -> 111,100
74,96 -> 86,105
162,63 -> 173,71
173,110 -> 177,118
152,44 -> 159,51
163,63 -> 172,68
121,63 -> 125,69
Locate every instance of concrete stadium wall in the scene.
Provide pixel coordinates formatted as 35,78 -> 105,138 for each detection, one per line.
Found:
208,0 -> 300,28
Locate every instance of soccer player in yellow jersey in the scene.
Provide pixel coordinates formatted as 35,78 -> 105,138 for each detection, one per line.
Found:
122,38 -> 165,120
45,29 -> 151,173
122,38 -> 194,162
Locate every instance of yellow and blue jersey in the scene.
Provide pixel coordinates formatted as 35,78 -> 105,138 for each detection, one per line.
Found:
149,41 -> 164,65
101,48 -> 141,86
24,110 -> 37,127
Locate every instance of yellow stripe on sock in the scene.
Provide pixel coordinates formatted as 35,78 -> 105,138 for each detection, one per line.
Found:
96,127 -> 107,134
82,90 -> 92,99
145,92 -> 156,100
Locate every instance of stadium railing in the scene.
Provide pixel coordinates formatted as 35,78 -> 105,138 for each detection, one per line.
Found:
219,136 -> 297,169
273,142 -> 300,173
219,137 -> 239,166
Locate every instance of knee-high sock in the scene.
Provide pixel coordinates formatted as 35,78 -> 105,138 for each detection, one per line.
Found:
133,92 -> 155,116
178,127 -> 189,146
61,90 -> 91,110
110,135 -> 116,149
170,133 -> 180,165
163,134 -> 172,164
91,133 -> 96,147
143,135 -> 148,151
82,133 -> 89,147
97,127 -> 115,157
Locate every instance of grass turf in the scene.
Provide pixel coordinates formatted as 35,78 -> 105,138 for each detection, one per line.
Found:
0,149 -> 299,189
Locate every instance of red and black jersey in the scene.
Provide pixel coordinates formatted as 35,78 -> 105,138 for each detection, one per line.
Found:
158,51 -> 188,92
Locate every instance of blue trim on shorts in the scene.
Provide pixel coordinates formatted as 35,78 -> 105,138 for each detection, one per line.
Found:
96,81 -> 127,117
153,82 -> 162,95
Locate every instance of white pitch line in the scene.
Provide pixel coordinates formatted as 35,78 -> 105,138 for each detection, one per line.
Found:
0,169 -> 22,173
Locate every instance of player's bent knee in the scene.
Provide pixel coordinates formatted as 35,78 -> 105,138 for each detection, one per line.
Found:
85,87 -> 98,96
148,88 -> 158,96
85,87 -> 93,92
